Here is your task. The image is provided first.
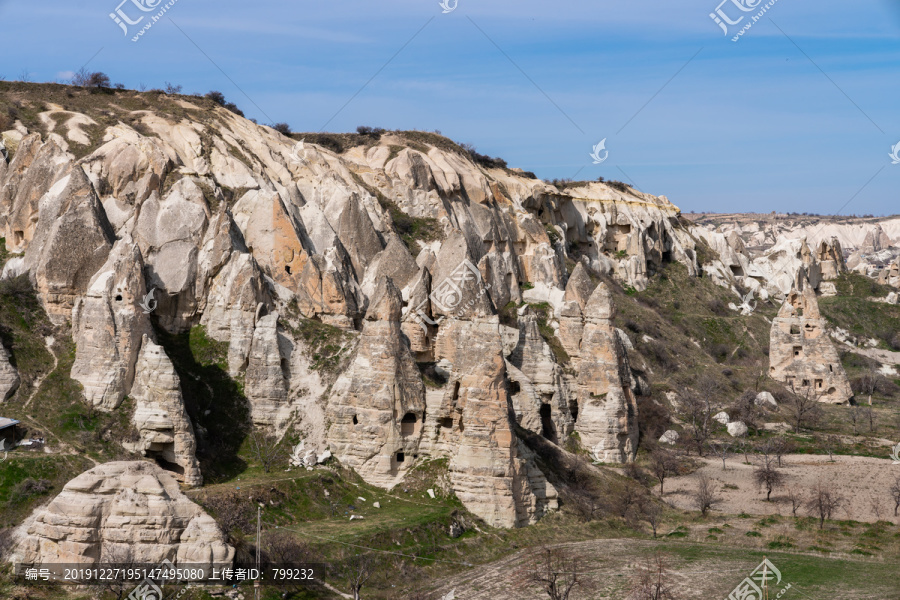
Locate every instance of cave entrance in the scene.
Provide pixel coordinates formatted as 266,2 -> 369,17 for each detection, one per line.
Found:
539,404 -> 557,444
400,413 -> 417,436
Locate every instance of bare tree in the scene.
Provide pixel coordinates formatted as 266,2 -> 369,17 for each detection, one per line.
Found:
711,441 -> 732,470
805,482 -> 843,530
343,554 -> 373,600
693,473 -> 718,516
858,369 -> 878,406
649,448 -> 680,495
771,436 -> 795,468
870,497 -> 885,521
862,405 -> 876,433
164,82 -> 183,94
248,429 -> 288,473
680,379 -> 721,456
640,498 -> 664,539
627,552 -> 680,600
784,389 -> 824,433
753,460 -> 783,501
518,546 -> 595,600
785,488 -> 802,517
849,405 -> 861,435
823,435 -> 841,462
890,474 -> 900,517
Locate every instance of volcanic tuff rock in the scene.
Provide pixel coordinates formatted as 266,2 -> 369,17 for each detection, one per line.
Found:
0,341 -> 20,401
13,461 -> 232,570
0,86 -> 752,527
129,336 -> 202,487
769,283 -> 853,404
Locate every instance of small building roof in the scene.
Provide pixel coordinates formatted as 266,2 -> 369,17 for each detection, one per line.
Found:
0,417 -> 20,430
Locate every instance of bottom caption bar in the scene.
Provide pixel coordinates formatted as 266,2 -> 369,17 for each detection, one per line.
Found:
14,563 -> 327,586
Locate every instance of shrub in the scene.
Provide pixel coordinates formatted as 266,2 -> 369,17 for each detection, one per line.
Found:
356,125 -> 386,137
205,90 -> 226,105
164,82 -> 182,94
8,478 -> 52,505
460,143 -> 507,169
270,122 -> 291,135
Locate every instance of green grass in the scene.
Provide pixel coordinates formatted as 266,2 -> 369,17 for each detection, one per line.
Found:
280,311 -> 353,374
819,273 -> 900,351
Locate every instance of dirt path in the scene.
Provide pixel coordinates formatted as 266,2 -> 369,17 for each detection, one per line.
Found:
23,336 -> 57,409
663,454 -> 900,523
851,346 -> 900,366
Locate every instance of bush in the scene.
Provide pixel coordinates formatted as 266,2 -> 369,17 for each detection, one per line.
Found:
164,82 -> 182,94
7,478 -> 52,505
356,125 -> 386,137
460,143 -> 507,169
270,122 -> 291,135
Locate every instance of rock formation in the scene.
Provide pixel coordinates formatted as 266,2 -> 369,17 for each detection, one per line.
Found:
0,342 -> 20,401
573,283 -> 639,462
769,284 -> 853,404
129,337 -> 203,487
13,461 -> 232,571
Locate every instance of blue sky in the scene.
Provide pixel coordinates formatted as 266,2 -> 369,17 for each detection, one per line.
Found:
1,0 -> 899,215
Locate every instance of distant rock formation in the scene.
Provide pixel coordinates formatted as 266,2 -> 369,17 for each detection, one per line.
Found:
769,284 -> 853,404
12,462 -> 232,571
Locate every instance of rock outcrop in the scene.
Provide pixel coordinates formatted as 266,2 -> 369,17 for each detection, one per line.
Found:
13,461 -> 232,570
573,283 -> 638,462
769,284 -> 853,404
129,337 -> 202,487
0,342 -> 20,401
326,277 -> 426,487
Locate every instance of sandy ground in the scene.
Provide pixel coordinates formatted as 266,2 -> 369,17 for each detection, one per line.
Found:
664,454 -> 900,523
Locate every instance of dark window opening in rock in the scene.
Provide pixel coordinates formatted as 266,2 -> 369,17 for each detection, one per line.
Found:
790,325 -> 801,335
413,454 -> 418,459
539,404 -> 557,444
571,399 -> 579,422
509,381 -> 520,395
440,417 -> 453,428
13,230 -> 23,245
793,346 -> 802,357
770,366 -> 776,373
458,417 -> 464,432
352,415 -> 358,425
802,379 -> 810,387
729,265 -> 744,277
815,379 -> 823,389
451,381 -> 461,403
115,294 -> 122,302
396,451 -> 405,463
661,250 -> 673,263
829,364 -> 833,372
285,265 -> 292,275
401,412 -> 416,436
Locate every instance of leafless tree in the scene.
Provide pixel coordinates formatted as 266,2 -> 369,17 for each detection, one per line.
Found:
849,405 -> 861,434
890,474 -> 900,517
680,378 -> 722,456
693,473 -> 718,516
771,436 -> 795,468
711,441 -> 732,470
248,429 -> 288,473
862,405 -> 876,433
784,389 -> 823,433
517,546 -> 596,600
870,497 -> 885,521
627,552 -> 680,600
17,69 -> 31,82
823,435 -> 841,462
785,488 -> 802,517
858,369 -> 878,406
649,448 -> 680,495
805,482 -> 843,530
164,82 -> 183,94
343,554 -> 373,600
640,498 -> 664,539
753,460 -> 783,501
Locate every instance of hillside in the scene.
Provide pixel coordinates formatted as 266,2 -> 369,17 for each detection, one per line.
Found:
0,82 -> 898,600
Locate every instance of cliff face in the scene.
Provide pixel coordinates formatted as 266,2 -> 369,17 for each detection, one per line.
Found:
0,86 -> 710,527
